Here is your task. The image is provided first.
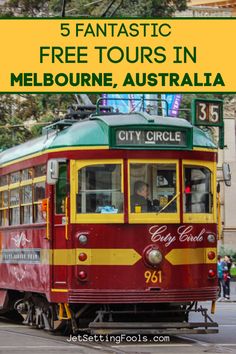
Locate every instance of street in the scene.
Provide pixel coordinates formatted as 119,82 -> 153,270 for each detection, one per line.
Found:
0,298 -> 236,354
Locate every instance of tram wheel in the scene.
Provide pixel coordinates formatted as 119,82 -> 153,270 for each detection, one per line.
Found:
43,304 -> 72,334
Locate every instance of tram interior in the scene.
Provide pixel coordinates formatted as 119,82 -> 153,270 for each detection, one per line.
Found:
74,162 -> 212,215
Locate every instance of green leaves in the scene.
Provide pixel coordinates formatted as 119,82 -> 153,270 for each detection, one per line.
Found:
0,94 -> 76,149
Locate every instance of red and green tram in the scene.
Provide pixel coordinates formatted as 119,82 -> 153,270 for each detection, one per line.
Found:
0,107 -> 220,334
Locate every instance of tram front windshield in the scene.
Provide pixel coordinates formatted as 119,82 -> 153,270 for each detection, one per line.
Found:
130,163 -> 177,213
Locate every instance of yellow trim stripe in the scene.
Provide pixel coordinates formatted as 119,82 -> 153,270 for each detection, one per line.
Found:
51,289 -> 68,293
8,182 -> 20,190
0,146 -> 216,169
165,248 -> 217,265
0,186 -> 8,192
1,247 -> 216,267
1,148 -> 216,169
20,180 -> 33,187
193,147 -> 217,152
33,176 -> 46,183
52,248 -> 142,266
0,177 -> 45,191
41,247 -> 216,266
0,146 -> 109,168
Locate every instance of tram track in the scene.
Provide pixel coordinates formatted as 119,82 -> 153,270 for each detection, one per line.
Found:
0,320 -> 200,354
0,317 -> 132,354
3,317 -> 235,354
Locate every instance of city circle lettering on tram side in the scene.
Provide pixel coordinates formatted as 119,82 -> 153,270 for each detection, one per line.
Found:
115,129 -> 186,147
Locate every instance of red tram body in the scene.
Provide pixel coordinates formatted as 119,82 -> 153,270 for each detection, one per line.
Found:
0,111 -> 219,334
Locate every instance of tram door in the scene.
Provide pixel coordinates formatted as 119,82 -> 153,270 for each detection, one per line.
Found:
52,162 -> 68,288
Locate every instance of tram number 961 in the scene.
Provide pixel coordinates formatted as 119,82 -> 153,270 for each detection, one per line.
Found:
144,270 -> 162,284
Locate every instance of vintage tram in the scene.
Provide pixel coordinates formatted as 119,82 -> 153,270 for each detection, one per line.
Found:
0,104 -> 221,334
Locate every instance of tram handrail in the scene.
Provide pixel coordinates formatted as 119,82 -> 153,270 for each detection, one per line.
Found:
156,192 -> 180,215
65,196 -> 69,240
46,198 -> 49,240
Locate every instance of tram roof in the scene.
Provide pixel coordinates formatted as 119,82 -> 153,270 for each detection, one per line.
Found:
0,112 -> 217,166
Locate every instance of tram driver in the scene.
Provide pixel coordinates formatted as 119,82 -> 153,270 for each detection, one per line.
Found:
131,181 -> 159,213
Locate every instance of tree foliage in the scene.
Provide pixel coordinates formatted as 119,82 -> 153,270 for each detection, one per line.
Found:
0,0 -> 50,16
0,0 -> 187,18
117,0 -> 187,17
0,94 -> 76,149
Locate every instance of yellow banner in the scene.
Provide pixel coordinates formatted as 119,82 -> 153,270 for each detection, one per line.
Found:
0,19 -> 236,92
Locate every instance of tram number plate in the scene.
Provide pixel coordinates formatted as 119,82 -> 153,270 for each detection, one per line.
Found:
144,270 -> 162,284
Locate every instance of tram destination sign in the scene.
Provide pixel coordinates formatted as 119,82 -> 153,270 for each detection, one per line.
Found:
113,128 -> 189,149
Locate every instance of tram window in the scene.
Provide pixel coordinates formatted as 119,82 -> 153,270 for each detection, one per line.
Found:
184,166 -> 212,213
0,210 -> 9,226
77,164 -> 123,214
55,163 -> 67,214
22,205 -> 33,224
10,171 -> 20,184
0,191 -> 8,208
34,164 -> 46,177
10,207 -> 20,225
33,182 -> 46,223
10,188 -> 20,206
22,168 -> 33,181
34,182 -> 46,201
0,192 -> 3,209
34,203 -> 46,223
130,163 -> 177,213
21,185 -> 33,224
0,191 -> 9,226
22,185 -> 33,204
3,191 -> 8,207
9,188 -> 20,225
0,175 -> 8,186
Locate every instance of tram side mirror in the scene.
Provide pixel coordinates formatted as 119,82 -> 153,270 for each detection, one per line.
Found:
47,159 -> 59,185
222,162 -> 231,187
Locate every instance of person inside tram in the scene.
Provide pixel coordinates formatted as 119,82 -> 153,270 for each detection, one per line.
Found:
131,181 -> 159,213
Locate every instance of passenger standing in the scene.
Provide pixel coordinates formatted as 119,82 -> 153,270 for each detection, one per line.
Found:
217,255 -> 223,300
222,255 -> 232,300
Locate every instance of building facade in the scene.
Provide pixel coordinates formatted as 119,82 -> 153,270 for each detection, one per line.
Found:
218,97 -> 236,252
188,0 -> 236,15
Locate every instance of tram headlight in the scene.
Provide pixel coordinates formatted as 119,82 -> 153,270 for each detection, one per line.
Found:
207,234 -> 215,243
78,234 -> 88,245
146,249 -> 163,265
